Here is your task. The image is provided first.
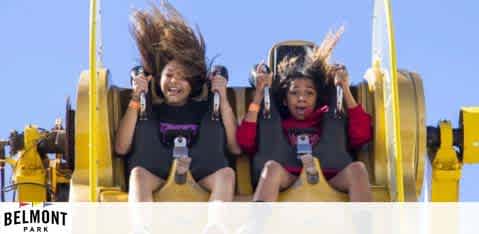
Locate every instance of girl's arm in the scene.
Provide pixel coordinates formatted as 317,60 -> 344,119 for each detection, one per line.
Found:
343,86 -> 358,109
236,68 -> 272,154
211,76 -> 241,155
334,64 -> 357,109
334,65 -> 372,149
115,100 -> 139,155
220,95 -> 242,155
114,74 -> 150,155
347,104 -> 372,149
236,94 -> 262,155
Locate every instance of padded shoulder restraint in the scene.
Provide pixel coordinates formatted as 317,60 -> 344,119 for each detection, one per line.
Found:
312,112 -> 353,172
189,93 -> 229,181
251,86 -> 353,187
313,87 -> 353,171
127,119 -> 173,181
252,97 -> 299,187
126,93 -> 229,184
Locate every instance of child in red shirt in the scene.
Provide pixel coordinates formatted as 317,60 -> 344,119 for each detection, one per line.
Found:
236,34 -> 373,202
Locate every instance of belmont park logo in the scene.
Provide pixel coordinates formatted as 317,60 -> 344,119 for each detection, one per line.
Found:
1,202 -> 70,233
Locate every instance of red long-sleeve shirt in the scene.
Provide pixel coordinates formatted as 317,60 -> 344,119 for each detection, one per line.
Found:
236,104 -> 372,179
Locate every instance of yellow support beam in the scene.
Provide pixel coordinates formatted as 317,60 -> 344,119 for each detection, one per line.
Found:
88,0 -> 98,202
431,121 -> 461,201
383,0 -> 405,201
462,107 -> 479,163
14,126 -> 47,202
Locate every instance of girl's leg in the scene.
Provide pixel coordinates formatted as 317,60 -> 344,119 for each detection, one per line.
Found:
128,166 -> 164,202
198,167 -> 236,201
328,161 -> 372,202
253,160 -> 297,202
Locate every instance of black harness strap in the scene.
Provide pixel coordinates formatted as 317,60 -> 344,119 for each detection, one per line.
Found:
251,86 -> 353,187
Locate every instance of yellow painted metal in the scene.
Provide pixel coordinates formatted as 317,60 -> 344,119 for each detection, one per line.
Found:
363,61 -> 388,188
278,158 -> 390,201
431,121 -> 461,201
48,158 -> 71,197
154,160 -> 209,201
12,126 -> 47,202
359,69 -> 426,201
461,107 -> 479,163
50,161 -> 57,197
1,125 -> 74,202
70,69 -> 114,202
88,0 -> 98,202
1,158 -> 16,167
108,86 -> 128,191
399,71 -> 426,200
382,0 -> 405,202
98,160 -> 210,202
99,187 -> 128,202
278,158 -> 348,202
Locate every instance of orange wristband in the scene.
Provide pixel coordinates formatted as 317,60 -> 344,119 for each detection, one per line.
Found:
128,100 -> 140,111
248,103 -> 260,113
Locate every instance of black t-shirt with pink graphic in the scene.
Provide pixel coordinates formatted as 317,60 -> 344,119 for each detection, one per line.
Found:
153,100 -> 209,146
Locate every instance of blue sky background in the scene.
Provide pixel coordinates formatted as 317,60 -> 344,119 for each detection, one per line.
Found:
1,0 -> 477,201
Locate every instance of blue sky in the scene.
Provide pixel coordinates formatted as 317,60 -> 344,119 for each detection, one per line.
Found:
1,0 -> 477,201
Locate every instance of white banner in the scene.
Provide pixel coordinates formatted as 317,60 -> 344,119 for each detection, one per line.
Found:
0,203 -> 477,234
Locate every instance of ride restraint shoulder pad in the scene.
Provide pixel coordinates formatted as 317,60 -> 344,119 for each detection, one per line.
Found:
126,93 -> 229,184
251,86 -> 353,187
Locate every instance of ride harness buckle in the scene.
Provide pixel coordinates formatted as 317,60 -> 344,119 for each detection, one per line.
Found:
173,136 -> 188,159
172,136 -> 190,184
295,133 -> 319,184
296,134 -> 312,158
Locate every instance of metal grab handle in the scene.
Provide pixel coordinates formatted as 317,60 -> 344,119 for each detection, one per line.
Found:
139,92 -> 147,120
130,66 -> 148,120
250,63 -> 272,119
212,92 -> 220,121
209,65 -> 229,121
335,75 -> 344,118
336,85 -> 343,117
263,87 -> 271,119
137,67 -> 148,120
